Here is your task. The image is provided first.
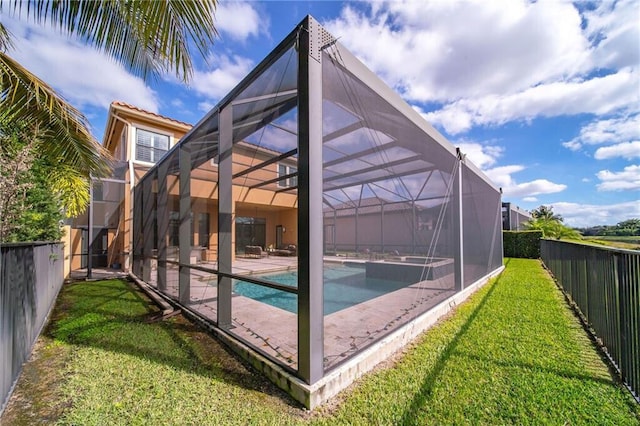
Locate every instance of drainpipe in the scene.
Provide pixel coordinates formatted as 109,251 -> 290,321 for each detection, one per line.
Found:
87,178 -> 93,279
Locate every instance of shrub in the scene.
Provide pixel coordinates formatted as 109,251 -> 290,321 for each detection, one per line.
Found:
503,230 -> 542,258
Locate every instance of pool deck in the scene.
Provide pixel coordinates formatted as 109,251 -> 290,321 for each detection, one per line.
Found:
148,255 -> 456,370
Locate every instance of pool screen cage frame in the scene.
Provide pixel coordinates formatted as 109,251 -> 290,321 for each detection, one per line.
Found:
133,16 -> 503,388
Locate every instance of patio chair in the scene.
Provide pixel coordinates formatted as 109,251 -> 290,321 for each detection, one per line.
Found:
245,245 -> 268,258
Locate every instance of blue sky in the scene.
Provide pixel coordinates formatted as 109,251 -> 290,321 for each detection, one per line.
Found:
2,0 -> 638,227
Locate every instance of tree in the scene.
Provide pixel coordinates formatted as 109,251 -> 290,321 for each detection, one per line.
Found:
614,219 -> 640,236
578,219 -> 640,237
524,217 -> 581,240
531,205 -> 564,222
524,209 -> 581,240
0,0 -> 218,219
0,119 -> 64,241
524,204 -> 582,239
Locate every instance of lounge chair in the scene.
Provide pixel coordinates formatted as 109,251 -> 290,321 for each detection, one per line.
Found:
245,245 -> 268,258
272,244 -> 297,256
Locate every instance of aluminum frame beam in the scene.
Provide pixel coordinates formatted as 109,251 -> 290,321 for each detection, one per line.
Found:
453,150 -> 464,291
157,161 -> 169,292
141,176 -> 154,283
297,16 -> 324,385
218,104 -> 233,328
179,145 -> 191,304
233,148 -> 297,179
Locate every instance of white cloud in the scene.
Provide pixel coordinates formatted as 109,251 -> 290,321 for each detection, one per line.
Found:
505,179 -> 567,198
553,200 -> 640,228
456,142 -> 503,169
214,2 -> 267,41
198,101 -> 215,113
326,1 -> 639,135
325,1 -> 590,103
564,114 -> 640,151
483,165 -> 566,197
424,69 -> 638,134
454,142 -> 567,198
3,17 -> 158,112
523,197 -> 538,202
482,165 -> 524,189
563,140 -> 583,151
594,141 -> 640,160
191,54 -> 254,101
583,0 -> 640,70
596,165 -> 640,191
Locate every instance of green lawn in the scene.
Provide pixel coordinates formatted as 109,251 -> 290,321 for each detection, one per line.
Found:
581,236 -> 640,250
2,259 -> 638,425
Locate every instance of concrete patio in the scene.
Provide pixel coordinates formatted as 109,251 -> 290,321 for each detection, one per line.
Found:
144,256 -> 456,370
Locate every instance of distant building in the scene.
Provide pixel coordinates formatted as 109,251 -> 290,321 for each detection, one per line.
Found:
502,202 -> 531,231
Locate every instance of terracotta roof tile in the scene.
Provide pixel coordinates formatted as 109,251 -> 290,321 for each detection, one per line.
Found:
111,101 -> 192,128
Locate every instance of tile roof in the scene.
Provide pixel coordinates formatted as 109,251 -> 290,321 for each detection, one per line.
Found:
111,101 -> 192,128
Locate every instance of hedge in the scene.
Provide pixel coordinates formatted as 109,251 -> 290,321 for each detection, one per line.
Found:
503,230 -> 542,258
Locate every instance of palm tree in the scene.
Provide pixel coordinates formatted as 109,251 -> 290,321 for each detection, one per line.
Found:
0,0 -> 218,215
530,205 -> 563,222
525,205 -> 583,240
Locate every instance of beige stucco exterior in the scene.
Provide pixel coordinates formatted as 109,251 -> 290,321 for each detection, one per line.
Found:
68,101 -> 299,273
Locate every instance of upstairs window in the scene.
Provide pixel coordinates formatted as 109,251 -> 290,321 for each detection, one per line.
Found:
136,129 -> 169,163
278,164 -> 297,188
92,182 -> 103,201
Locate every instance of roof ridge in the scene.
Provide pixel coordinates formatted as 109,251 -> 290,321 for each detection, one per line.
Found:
111,101 -> 192,127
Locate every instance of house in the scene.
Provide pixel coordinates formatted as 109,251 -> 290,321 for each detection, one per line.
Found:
67,102 -> 190,272
67,101 -> 299,273
502,202 -> 531,231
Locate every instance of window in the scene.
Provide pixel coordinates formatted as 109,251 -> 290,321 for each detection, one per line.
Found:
169,212 -> 194,247
235,217 -> 266,253
136,128 -> 169,163
278,164 -> 297,188
92,182 -> 103,201
198,213 -> 210,248
169,211 -> 179,246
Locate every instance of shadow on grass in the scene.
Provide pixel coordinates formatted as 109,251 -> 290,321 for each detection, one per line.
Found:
455,351 -> 618,387
398,259 -> 511,424
46,278 -> 299,404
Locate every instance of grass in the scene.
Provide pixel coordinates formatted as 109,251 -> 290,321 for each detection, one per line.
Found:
314,259 -> 639,424
581,236 -> 640,250
2,259 -> 638,425
2,280 -> 302,425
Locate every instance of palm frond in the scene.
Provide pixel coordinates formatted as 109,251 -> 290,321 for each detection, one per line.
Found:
0,22 -> 15,52
47,164 -> 90,217
5,0 -> 218,82
0,52 -> 112,179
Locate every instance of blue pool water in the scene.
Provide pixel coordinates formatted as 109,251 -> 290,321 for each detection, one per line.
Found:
233,264 -> 409,315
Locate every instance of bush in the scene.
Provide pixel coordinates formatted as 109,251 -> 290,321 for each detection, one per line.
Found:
503,230 -> 542,258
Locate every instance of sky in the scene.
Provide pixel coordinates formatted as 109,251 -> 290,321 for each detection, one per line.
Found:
2,0 -> 638,228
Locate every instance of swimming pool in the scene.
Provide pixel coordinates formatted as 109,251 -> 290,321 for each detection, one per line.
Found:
232,264 -> 410,315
